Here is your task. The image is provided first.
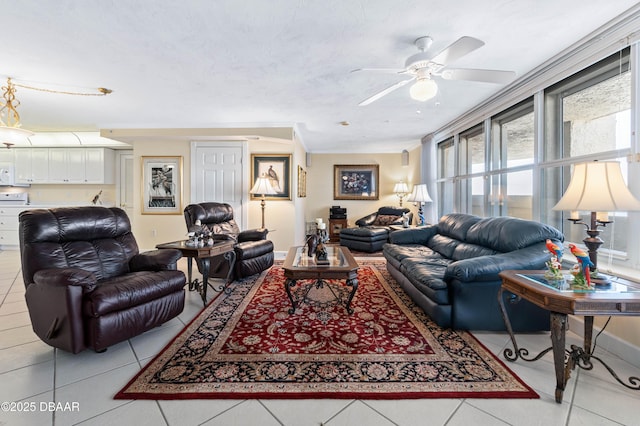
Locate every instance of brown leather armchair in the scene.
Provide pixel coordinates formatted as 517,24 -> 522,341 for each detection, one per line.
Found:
184,202 -> 274,279
19,206 -> 186,354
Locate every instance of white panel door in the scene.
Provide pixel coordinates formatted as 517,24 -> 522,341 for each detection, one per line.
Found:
192,143 -> 244,228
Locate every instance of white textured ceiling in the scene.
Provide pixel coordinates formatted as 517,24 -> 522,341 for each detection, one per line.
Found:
3,1 -> 639,153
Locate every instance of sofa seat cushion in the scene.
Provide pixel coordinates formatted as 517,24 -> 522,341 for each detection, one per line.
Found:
383,243 -> 440,263
340,227 -> 389,241
84,270 -> 185,316
401,258 -> 451,305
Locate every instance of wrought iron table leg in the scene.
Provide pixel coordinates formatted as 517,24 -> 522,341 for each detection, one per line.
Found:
187,257 -> 195,291
285,278 -> 297,314
199,258 -> 211,307
221,250 -> 237,294
550,312 -> 569,403
345,278 -> 358,315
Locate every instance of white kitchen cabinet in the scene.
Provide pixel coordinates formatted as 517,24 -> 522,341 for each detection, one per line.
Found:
0,207 -> 28,246
48,148 -> 86,183
14,148 -> 115,184
14,148 -> 49,184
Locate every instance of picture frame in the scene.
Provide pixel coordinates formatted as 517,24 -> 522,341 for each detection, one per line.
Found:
333,164 -> 379,200
297,165 -> 307,198
251,154 -> 292,200
141,156 -> 183,215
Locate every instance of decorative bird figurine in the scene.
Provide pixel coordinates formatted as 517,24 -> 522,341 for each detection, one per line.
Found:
546,239 -> 563,262
568,244 -> 594,286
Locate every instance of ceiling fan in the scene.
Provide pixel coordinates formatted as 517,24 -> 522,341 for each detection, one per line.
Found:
352,36 -> 516,106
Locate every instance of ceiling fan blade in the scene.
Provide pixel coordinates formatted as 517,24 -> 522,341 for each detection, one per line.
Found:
358,79 -> 414,106
351,68 -> 407,74
440,68 -> 516,84
429,36 -> 485,66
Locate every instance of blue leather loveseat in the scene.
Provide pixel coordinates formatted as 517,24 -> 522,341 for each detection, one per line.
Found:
383,213 -> 564,331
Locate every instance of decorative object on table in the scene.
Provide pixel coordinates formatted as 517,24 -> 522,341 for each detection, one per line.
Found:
115,262 -> 538,400
544,238 -> 564,282
315,241 -> 329,264
316,219 -> 329,244
186,219 -> 214,247
297,165 -> 307,198
333,164 -> 379,200
407,183 -> 432,226
251,154 -> 292,200
393,181 -> 410,206
401,211 -> 410,228
91,190 -> 103,205
569,243 -> 595,288
306,233 -> 318,257
141,156 -> 183,215
249,173 -> 277,229
552,160 -> 640,285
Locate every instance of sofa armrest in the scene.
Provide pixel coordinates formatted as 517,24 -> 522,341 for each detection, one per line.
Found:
239,228 -> 268,242
445,242 -> 551,283
130,249 -> 182,272
33,268 -> 98,292
355,212 -> 377,227
388,225 -> 438,245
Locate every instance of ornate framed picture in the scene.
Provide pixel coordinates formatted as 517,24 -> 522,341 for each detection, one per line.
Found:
334,164 -> 379,200
141,156 -> 183,215
251,154 -> 292,200
297,165 -> 307,198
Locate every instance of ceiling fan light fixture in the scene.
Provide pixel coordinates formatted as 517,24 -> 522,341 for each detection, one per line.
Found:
0,78 -> 34,145
409,78 -> 438,102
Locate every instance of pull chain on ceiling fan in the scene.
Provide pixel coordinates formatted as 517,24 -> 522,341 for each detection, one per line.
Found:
352,35 -> 516,106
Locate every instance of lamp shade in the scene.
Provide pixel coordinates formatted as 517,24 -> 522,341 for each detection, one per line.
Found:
249,174 -> 277,196
552,161 -> 640,212
407,184 -> 433,203
393,181 -> 409,195
409,79 -> 438,102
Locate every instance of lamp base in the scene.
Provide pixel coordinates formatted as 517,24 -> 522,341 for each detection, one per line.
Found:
591,272 -> 612,286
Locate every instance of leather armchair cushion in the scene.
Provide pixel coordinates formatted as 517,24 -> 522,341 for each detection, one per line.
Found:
34,268 -> 97,291
130,249 -> 182,272
238,228 -> 269,242
235,240 -> 274,260
83,270 -> 185,316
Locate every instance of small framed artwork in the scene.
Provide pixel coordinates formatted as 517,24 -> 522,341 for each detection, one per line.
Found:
297,165 -> 307,198
251,154 -> 292,200
141,156 -> 183,215
334,164 -> 379,200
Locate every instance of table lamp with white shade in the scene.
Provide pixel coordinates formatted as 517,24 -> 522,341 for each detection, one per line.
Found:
407,184 -> 433,226
552,160 -> 640,284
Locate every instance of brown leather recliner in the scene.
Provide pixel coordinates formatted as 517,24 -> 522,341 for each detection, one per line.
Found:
184,202 -> 274,279
19,206 -> 186,354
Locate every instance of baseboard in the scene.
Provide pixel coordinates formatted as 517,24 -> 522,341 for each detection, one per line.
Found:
568,316 -> 640,369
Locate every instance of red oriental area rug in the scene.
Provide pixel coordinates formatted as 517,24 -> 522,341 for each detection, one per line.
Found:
115,261 -> 538,400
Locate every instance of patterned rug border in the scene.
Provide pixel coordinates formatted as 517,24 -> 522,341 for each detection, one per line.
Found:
115,261 -> 538,400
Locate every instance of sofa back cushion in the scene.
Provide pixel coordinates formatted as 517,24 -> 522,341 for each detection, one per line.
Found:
19,207 -> 139,286
184,202 -> 241,240
437,213 -> 483,241
466,216 -> 564,252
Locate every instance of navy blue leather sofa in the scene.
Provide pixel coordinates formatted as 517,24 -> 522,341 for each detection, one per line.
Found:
383,213 -> 564,331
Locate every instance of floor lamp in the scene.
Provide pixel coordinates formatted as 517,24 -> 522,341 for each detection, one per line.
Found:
552,160 -> 640,284
250,174 -> 277,229
407,184 -> 433,226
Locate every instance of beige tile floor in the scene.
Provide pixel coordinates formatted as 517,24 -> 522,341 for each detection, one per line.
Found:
1,249 -> 638,426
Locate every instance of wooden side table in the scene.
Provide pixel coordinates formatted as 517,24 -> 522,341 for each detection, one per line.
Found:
329,218 -> 348,242
498,270 -> 640,402
156,239 -> 236,306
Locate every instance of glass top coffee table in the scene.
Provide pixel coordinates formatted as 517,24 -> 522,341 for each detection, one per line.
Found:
282,245 -> 359,314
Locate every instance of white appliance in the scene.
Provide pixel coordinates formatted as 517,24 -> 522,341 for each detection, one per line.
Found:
0,163 -> 15,186
0,191 -> 28,205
